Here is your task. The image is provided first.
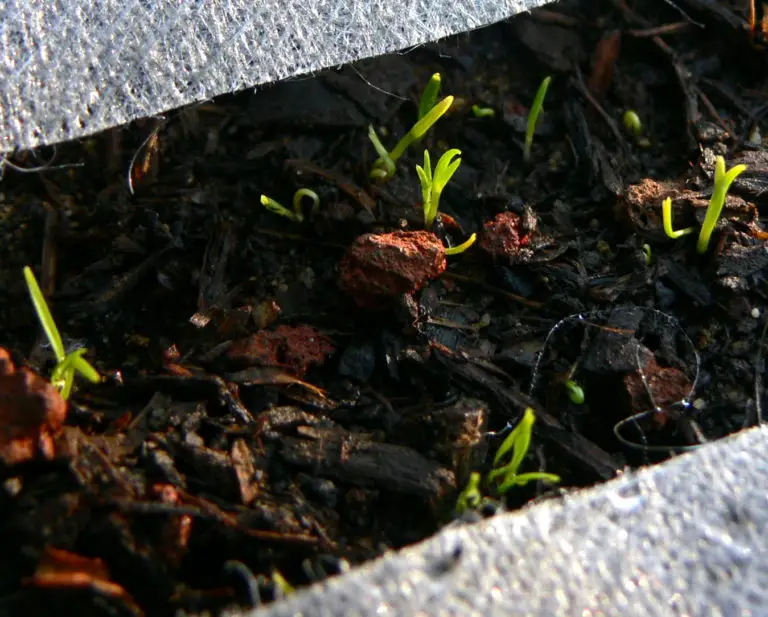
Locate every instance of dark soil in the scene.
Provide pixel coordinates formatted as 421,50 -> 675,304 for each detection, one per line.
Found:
1,0 -> 767,615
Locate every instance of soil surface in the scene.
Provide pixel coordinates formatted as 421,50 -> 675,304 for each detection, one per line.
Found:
1,0 -> 767,615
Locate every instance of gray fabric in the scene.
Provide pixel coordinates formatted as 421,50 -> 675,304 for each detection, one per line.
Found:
247,426 -> 768,617
0,0 -> 547,153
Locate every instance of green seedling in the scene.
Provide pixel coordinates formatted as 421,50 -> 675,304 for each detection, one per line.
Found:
416,148 -> 462,228
471,105 -> 496,118
454,471 -> 483,516
623,110 -> 643,137
524,76 -> 552,164
454,407 -> 558,515
642,243 -> 652,265
696,155 -> 748,254
444,233 -> 477,256
623,110 -> 651,147
487,407 -> 560,494
418,73 -> 442,120
23,266 -> 101,400
661,197 -> 694,240
369,95 -> 455,181
564,379 -> 585,405
260,188 -> 320,223
271,570 -> 295,596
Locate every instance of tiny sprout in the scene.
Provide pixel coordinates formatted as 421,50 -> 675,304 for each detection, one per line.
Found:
23,266 -> 101,399
271,570 -> 295,596
642,243 -> 652,265
622,110 -> 651,147
260,188 -> 320,223
696,155 -> 748,254
444,233 -> 477,256
418,73 -> 442,120
454,471 -> 483,515
564,379 -> 585,405
416,148 -> 462,229
369,96 -> 455,181
623,110 -> 643,137
471,105 -> 496,118
524,76 -> 551,164
487,407 -> 560,494
661,197 -> 695,240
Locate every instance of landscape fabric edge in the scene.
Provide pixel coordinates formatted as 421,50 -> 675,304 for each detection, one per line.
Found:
0,0 -> 549,153
245,425 -> 768,617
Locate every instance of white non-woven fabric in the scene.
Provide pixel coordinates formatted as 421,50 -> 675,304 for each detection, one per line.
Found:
247,426 -> 768,617
0,0 -> 548,153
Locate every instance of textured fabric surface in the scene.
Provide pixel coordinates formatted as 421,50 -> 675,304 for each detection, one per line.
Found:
0,0 -> 547,153
246,426 -> 768,617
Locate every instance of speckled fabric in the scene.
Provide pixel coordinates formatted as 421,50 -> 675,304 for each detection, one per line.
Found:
0,0 -> 545,153
247,426 -> 768,617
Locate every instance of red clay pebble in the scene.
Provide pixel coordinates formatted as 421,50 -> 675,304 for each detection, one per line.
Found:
0,347 -> 67,464
338,230 -> 447,308
479,212 -> 532,260
227,325 -> 335,377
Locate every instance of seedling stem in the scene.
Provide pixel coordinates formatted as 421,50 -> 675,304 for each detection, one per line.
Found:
370,96 -> 454,180
417,148 -> 462,228
696,156 -> 748,254
23,266 -> 101,399
661,197 -> 695,240
524,77 -> 551,164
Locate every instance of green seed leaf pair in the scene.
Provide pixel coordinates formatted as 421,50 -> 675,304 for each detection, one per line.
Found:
23,266 -> 100,399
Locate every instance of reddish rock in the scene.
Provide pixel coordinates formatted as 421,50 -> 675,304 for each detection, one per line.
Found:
338,230 -> 447,308
479,212 -> 533,261
0,347 -> 67,465
623,355 -> 691,428
227,325 -> 335,377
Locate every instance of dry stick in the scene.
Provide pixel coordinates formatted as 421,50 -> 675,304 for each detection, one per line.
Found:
694,85 -> 732,134
442,272 -> 543,309
627,22 -> 691,38
572,71 -> 633,159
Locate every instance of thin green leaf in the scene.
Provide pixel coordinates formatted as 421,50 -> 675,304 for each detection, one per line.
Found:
492,407 -> 535,468
498,471 -> 560,494
390,96 -> 454,163
418,73 -> 442,121
454,471 -> 483,515
368,125 -> 396,179
443,233 -> 476,256
524,76 -> 551,164
696,156 -> 748,254
23,266 -> 66,362
260,195 -> 302,222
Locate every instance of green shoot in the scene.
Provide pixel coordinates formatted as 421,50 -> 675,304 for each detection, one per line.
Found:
369,95 -> 455,181
294,188 -> 320,219
564,379 -> 585,405
454,471 -> 483,516
696,156 -> 748,254
642,243 -> 652,265
623,110 -> 642,137
623,110 -> 651,147
416,148 -> 462,228
271,570 -> 295,596
260,194 -> 301,222
444,233 -> 477,256
260,188 -> 320,223
487,407 -> 560,494
418,73 -> 442,120
524,76 -> 551,164
662,197 -> 694,240
471,105 -> 496,118
23,266 -> 101,399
